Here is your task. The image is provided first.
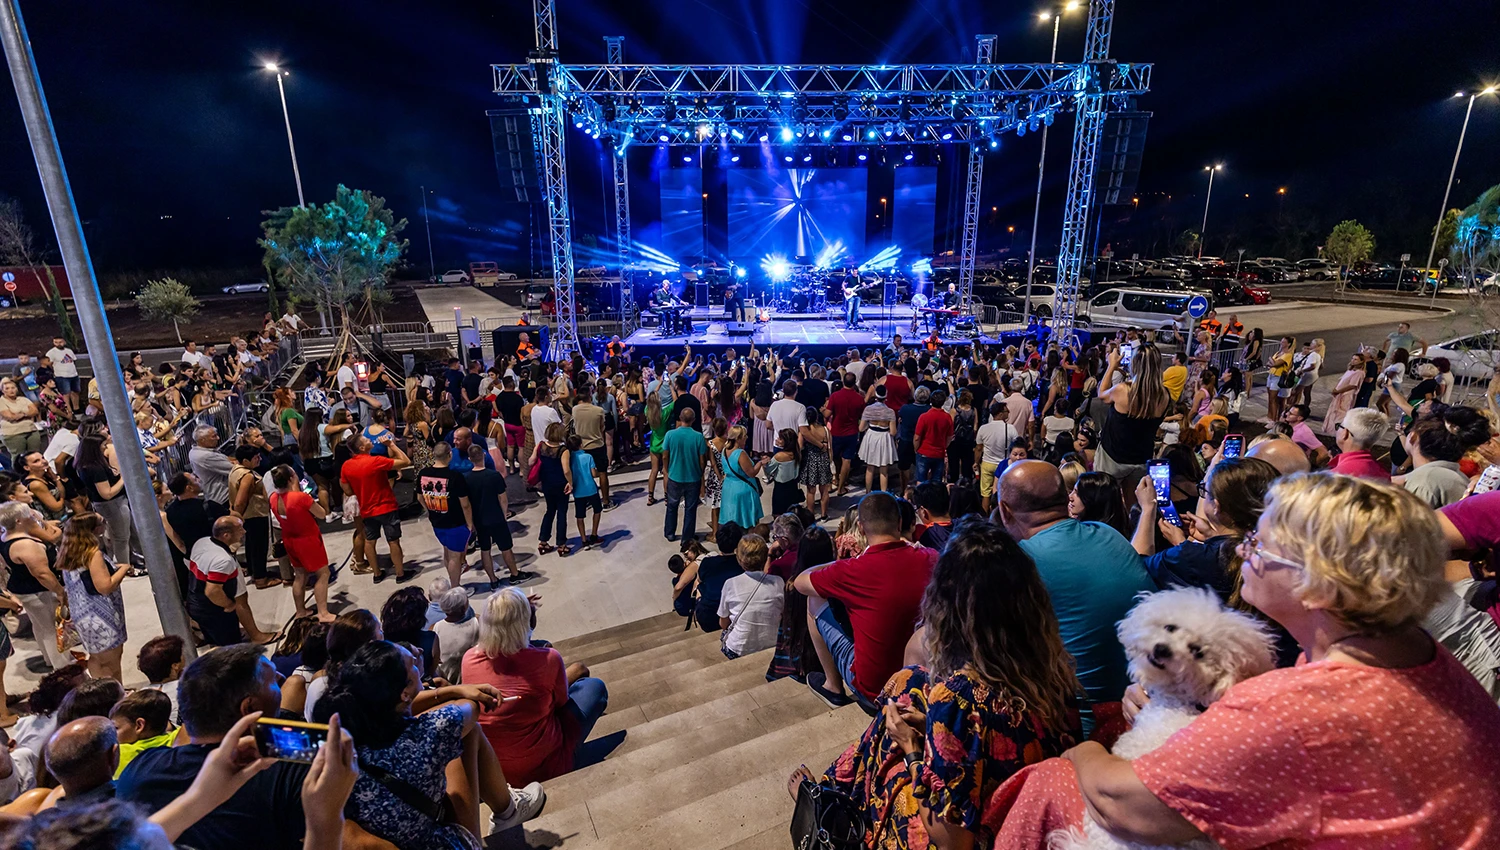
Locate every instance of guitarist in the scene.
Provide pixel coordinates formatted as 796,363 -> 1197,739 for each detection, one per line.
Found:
842,277 -> 863,330
724,281 -> 746,323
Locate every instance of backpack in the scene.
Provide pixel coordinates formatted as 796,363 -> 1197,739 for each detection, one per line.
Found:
953,408 -> 976,443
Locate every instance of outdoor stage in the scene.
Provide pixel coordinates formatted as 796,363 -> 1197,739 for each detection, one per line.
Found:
619,304 -> 1031,358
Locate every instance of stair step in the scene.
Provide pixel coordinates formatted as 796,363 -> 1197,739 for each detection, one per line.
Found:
602,643 -> 768,712
552,611 -> 685,655
570,741 -> 853,850
629,659 -> 781,722
524,705 -> 869,843
566,622 -> 705,669
724,823 -> 792,850
584,676 -> 803,752
586,630 -> 724,683
545,681 -> 828,806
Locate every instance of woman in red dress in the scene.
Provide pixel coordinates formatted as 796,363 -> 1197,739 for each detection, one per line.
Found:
269,464 -> 334,623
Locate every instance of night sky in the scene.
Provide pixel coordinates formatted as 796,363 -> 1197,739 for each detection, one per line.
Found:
2,0 -> 1497,275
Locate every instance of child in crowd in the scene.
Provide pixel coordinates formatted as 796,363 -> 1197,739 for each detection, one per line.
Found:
566,434 -> 604,549
717,534 -> 783,658
109,690 -> 175,777
136,635 -> 186,721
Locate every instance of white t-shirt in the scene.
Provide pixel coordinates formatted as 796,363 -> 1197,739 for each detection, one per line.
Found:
45,347 -> 77,378
304,675 -> 328,722
189,536 -> 245,599
43,427 -> 80,463
717,572 -> 785,656
531,403 -> 562,441
0,745 -> 37,805
767,398 -> 807,437
282,312 -> 305,331
238,349 -> 261,366
10,714 -> 55,758
145,680 -> 181,724
974,420 -> 1017,465
336,365 -> 357,391
181,348 -> 201,366
845,360 -> 868,384
1042,415 -> 1077,445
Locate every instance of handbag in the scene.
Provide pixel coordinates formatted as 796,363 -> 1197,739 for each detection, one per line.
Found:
526,453 -> 544,487
359,759 -> 482,850
55,599 -> 79,654
790,779 -> 865,850
727,450 -> 763,496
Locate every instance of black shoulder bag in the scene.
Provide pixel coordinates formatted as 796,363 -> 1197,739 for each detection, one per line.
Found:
791,779 -> 865,850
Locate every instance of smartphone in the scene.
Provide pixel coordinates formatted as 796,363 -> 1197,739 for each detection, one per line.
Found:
1220,434 -> 1244,460
1147,460 -> 1182,527
254,718 -> 328,763
1475,464 -> 1500,495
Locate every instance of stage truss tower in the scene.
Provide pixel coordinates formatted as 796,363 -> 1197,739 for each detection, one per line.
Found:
501,0 -> 1148,352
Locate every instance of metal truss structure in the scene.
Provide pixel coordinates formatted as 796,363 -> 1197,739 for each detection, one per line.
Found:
956,36 -> 995,313
605,36 -> 636,336
503,0 -> 1147,353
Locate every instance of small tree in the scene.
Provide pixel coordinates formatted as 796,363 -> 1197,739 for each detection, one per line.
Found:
1174,229 -> 1200,256
1324,220 -> 1375,289
0,198 -> 77,346
1433,207 -> 1462,265
135,277 -> 201,343
259,185 -> 407,331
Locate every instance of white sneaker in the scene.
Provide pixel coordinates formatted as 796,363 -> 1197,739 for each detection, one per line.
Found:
489,781 -> 546,833
326,511 -> 342,523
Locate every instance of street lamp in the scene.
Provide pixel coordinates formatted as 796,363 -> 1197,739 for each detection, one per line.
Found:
1199,163 -> 1222,259
1023,1 -> 1082,323
1008,224 -> 1016,250
1423,86 -> 1498,276
264,63 -> 306,207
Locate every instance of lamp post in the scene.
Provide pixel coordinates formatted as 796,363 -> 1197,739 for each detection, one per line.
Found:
1022,1 -> 1080,323
1199,163 -> 1222,259
1423,87 -> 1497,277
264,63 -> 305,207
420,185 -> 435,282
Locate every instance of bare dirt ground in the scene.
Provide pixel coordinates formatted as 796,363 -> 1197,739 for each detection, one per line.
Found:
0,287 -> 429,355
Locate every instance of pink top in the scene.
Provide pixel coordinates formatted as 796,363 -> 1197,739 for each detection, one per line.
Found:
1133,643 -> 1500,849
460,645 -> 578,786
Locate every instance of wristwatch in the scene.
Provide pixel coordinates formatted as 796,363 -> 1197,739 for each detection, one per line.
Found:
903,750 -> 923,772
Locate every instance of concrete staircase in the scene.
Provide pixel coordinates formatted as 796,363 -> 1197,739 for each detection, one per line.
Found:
492,612 -> 872,850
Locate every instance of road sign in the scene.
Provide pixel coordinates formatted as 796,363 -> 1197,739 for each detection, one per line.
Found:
1400,253 -> 1411,263
2,281 -> 14,293
1,272 -> 12,283
1131,253 -> 1139,261
1187,294 -> 1210,318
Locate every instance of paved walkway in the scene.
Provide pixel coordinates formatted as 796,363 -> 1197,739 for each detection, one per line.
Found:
413,284 -> 527,328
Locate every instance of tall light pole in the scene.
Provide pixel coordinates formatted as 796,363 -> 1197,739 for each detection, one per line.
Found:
1022,1 -> 1079,323
1199,163 -> 1222,259
420,185 -> 436,282
264,63 -> 305,207
1423,87 -> 1497,276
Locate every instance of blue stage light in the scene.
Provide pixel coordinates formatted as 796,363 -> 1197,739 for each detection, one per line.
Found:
735,267 -> 747,278
783,154 -> 793,162
940,130 -> 953,140
904,151 -> 914,161
989,138 -> 1000,149
857,152 -> 868,161
730,154 -> 741,163
821,129 -> 832,140
574,119 -> 584,129
658,131 -> 670,142
866,129 -> 877,140
780,126 -> 794,142
731,129 -> 745,141
761,254 -> 792,282
683,155 -> 693,163
803,153 -> 813,162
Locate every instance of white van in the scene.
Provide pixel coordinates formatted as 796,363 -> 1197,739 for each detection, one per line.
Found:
1081,287 -> 1206,333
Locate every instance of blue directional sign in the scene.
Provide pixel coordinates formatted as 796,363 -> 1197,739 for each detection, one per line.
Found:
1187,294 -> 1210,318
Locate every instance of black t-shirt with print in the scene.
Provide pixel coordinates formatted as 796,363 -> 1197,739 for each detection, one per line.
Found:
417,466 -> 470,529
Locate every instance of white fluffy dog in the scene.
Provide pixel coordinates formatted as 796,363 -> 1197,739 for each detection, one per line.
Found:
1048,586 -> 1277,850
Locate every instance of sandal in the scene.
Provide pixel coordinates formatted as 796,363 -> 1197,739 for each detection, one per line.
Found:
557,545 -> 573,556
646,495 -> 657,506
538,543 -> 555,555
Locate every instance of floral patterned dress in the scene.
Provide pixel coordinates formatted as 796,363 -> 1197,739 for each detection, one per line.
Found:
823,666 -> 1080,849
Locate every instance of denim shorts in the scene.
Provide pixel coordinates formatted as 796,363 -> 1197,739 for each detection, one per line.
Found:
813,605 -> 858,692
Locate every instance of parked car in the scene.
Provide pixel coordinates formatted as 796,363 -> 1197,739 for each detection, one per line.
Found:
222,280 -> 269,294
1296,259 -> 1340,280
1412,331 -> 1499,382
1080,287 -> 1207,333
520,283 -> 552,308
437,269 -> 471,284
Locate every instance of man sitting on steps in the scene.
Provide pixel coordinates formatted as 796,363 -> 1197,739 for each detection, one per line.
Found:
792,492 -> 937,708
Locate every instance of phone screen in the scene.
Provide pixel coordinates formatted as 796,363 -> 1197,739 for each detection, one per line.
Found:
255,718 -> 329,763
1148,460 -> 1182,527
1221,434 -> 1244,459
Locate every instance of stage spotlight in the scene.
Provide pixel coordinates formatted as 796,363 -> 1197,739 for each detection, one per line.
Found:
882,123 -> 894,137
759,132 -> 770,143
903,150 -> 914,161
821,129 -> 832,140
866,128 -> 878,140
730,154 -> 741,163
663,99 -> 678,122
780,126 -> 794,143
841,131 -> 853,142
802,153 -> 813,162
602,97 -> 617,122
720,96 -> 738,121
1017,123 -> 1027,137
940,127 -> 954,140
784,154 -> 794,162
857,151 -> 869,162
735,267 -> 747,278
683,155 -> 693,163
1042,111 -> 1055,126
730,128 -> 745,141
658,130 -> 671,142
833,99 -> 850,122
898,97 -> 911,122
574,119 -> 585,129
989,137 -> 1000,150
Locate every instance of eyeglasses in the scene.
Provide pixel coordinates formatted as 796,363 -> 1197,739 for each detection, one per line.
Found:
1237,530 -> 1304,573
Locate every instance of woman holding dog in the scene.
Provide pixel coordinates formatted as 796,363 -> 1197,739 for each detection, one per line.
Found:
787,518 -> 1082,849
992,473 -> 1500,848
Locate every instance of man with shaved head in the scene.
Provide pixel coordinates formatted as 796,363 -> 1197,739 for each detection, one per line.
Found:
997,460 -> 1154,735
45,716 -> 119,807
1247,433 -> 1313,477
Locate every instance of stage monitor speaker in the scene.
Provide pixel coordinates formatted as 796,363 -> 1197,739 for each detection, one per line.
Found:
492,325 -> 549,361
883,282 -> 898,306
1096,110 -> 1151,206
726,323 -> 756,337
695,282 -> 710,308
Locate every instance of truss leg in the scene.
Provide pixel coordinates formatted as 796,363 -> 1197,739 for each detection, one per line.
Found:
532,0 -> 577,359
1051,0 -> 1114,349
605,36 -> 634,337
957,35 -> 996,316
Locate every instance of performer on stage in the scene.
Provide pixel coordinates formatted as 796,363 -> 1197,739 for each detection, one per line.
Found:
651,280 -> 683,335
724,282 -> 746,323
934,282 -> 960,336
842,280 -> 863,329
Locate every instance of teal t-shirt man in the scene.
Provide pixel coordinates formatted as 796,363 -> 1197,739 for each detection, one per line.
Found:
1018,518 -> 1156,730
662,418 -> 709,484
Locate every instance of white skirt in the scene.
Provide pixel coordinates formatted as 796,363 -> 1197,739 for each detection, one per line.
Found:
859,429 -> 897,467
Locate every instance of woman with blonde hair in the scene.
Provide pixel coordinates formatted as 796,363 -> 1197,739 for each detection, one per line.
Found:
644,391 -> 673,506
461,587 -> 608,786
719,424 -> 766,530
55,513 -> 129,681
1265,334 -> 1296,422
1094,343 -> 1171,486
995,473 -> 1500,848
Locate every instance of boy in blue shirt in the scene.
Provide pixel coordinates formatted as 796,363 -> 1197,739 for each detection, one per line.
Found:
567,434 -> 604,549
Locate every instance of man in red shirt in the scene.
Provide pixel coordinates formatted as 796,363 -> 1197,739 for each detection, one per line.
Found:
1326,407 -> 1391,481
340,433 -> 413,583
883,368 -> 912,416
792,492 -> 937,707
823,373 -> 867,493
912,389 -> 954,484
